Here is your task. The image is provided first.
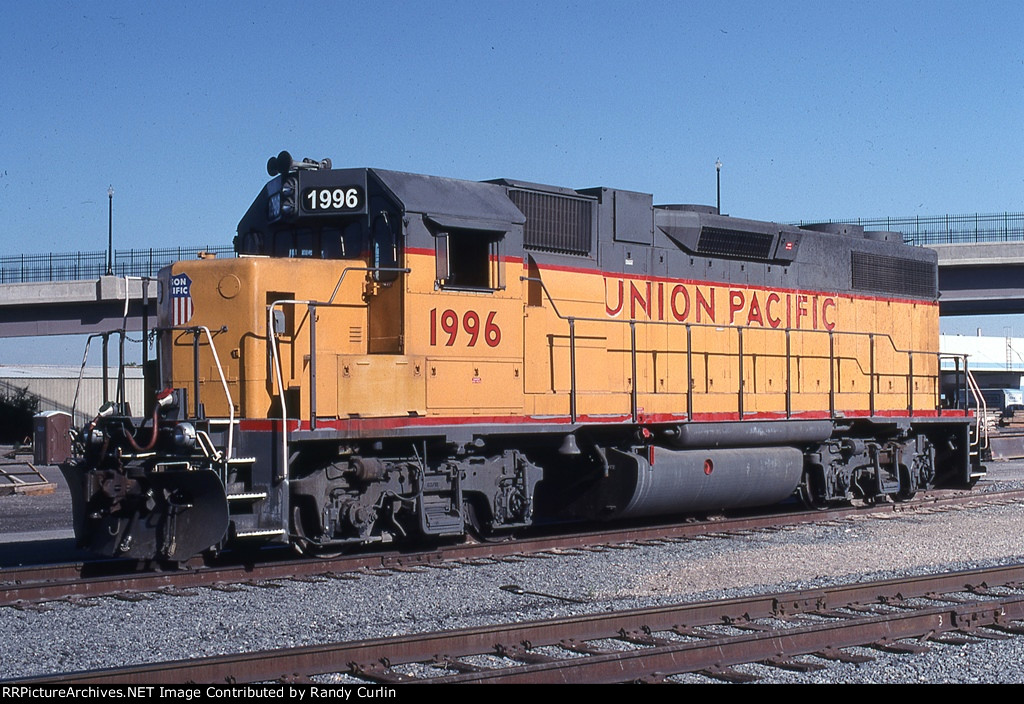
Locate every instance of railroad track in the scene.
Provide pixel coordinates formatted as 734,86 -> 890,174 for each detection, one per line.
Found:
2,487 -> 1020,609
10,561 -> 1024,684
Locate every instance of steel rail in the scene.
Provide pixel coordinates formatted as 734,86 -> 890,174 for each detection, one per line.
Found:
429,595 -> 1024,684
10,562 -> 1024,684
2,487 -> 1020,608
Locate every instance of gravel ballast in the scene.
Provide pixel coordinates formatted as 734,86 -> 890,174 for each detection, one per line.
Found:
3,461 -> 1024,683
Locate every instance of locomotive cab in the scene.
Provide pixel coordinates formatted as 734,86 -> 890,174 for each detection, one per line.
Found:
148,158 -> 536,553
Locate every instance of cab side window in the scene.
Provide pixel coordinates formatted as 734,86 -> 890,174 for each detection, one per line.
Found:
435,228 -> 505,291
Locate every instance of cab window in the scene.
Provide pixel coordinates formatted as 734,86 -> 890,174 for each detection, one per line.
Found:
435,228 -> 505,291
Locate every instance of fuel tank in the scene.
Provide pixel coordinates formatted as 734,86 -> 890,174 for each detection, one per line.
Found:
611,446 -> 804,518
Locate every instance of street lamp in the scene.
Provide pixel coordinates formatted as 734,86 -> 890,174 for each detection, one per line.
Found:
715,159 -> 722,215
106,185 -> 114,276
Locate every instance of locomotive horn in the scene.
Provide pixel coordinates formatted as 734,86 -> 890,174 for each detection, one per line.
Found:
267,151 -> 332,175
267,150 -> 294,177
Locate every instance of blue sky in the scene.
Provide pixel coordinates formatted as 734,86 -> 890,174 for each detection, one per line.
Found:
1,1 -> 1022,361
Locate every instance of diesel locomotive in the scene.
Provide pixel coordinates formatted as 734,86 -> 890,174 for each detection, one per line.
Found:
62,152 -> 985,561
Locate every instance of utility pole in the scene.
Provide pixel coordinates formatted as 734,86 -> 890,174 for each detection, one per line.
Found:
715,159 -> 722,214
106,185 -> 114,276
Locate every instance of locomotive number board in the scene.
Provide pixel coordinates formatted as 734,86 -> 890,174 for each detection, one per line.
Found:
301,185 -> 365,213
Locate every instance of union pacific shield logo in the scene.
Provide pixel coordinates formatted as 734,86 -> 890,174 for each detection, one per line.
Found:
169,273 -> 194,326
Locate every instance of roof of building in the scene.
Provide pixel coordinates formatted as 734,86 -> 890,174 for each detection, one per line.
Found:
0,365 -> 145,380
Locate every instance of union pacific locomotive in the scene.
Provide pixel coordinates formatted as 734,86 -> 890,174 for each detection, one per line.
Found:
62,152 -> 985,561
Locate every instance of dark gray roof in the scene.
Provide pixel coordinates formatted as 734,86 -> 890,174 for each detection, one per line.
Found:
372,169 -> 525,226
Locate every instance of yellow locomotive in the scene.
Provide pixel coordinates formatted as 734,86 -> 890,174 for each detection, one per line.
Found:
63,152 -> 984,561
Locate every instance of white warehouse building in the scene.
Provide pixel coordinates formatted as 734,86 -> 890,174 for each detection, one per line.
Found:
0,365 -> 145,426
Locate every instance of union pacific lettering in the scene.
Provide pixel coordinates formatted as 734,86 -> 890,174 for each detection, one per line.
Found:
603,278 -> 837,331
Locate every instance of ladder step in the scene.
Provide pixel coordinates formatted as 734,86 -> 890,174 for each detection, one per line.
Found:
227,492 -> 268,501
234,529 -> 286,538
227,456 -> 256,464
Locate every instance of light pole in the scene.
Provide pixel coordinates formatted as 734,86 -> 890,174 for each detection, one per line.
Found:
715,159 -> 722,214
106,185 -> 114,276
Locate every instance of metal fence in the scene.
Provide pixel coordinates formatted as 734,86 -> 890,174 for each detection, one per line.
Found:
2,212 -> 1023,284
794,212 -> 1024,246
0,246 -> 235,284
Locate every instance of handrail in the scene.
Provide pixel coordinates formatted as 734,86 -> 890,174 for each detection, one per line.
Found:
166,325 -> 235,462
965,367 -> 990,452
191,325 -> 234,461
520,276 -> 942,359
327,266 -> 410,304
72,332 -> 111,424
267,266 -> 410,481
70,324 -> 235,462
72,329 -> 137,419
939,353 -> 969,412
521,275 -> 949,422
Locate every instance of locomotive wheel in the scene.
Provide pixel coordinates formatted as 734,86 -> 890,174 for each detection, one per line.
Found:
289,505 -> 314,555
462,499 -> 514,543
463,500 -> 486,542
891,464 -> 917,502
797,474 -> 830,511
288,506 -> 351,557
890,485 -> 917,502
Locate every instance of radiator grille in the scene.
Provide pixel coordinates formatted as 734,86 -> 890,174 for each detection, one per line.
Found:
851,251 -> 936,299
510,190 -> 593,255
696,227 -> 775,260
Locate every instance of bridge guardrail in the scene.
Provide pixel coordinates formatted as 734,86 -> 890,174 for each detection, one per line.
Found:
4,212 -> 1022,285
794,212 -> 1024,246
0,246 -> 234,284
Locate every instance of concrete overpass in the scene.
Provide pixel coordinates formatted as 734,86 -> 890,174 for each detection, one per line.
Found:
0,242 -> 1021,337
0,276 -> 155,337
933,242 -> 1024,315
